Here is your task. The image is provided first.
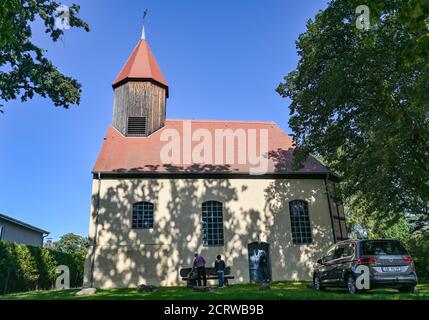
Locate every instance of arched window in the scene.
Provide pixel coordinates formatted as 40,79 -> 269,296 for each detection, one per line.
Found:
202,201 -> 224,246
289,200 -> 312,245
132,202 -> 154,229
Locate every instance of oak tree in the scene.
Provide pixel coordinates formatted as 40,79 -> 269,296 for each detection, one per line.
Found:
0,0 -> 89,112
277,0 -> 429,233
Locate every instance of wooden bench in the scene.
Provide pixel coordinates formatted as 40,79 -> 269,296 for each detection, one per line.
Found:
180,267 -> 234,287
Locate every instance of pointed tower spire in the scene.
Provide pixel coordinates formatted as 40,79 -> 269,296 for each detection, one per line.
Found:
112,10 -> 167,90
111,14 -> 169,137
112,38 -> 168,89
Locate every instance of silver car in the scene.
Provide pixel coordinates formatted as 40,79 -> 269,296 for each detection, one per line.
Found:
313,239 -> 418,294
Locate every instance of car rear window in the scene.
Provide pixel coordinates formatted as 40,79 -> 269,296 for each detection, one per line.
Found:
362,241 -> 408,255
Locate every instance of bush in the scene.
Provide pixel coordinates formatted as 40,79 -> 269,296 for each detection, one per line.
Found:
0,241 -> 85,295
405,237 -> 429,283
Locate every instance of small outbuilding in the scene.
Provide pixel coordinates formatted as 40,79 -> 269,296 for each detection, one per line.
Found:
0,213 -> 49,247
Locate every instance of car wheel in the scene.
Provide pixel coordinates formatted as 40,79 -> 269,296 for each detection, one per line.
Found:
346,274 -> 359,294
313,274 -> 325,291
399,286 -> 415,294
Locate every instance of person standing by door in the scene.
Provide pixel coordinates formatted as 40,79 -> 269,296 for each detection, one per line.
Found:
259,251 -> 270,283
214,255 -> 226,288
192,253 -> 207,287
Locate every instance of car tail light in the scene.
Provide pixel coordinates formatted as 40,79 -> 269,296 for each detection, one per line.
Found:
403,257 -> 413,262
354,257 -> 377,264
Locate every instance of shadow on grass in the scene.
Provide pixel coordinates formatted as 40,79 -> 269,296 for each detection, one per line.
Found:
1,282 -> 428,301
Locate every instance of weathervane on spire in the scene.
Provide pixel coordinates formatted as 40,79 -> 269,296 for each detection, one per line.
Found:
141,9 -> 148,40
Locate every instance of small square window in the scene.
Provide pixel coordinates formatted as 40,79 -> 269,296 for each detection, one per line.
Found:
132,202 -> 154,229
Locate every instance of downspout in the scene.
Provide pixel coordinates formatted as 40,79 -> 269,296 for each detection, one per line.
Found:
324,173 -> 337,244
89,172 -> 102,288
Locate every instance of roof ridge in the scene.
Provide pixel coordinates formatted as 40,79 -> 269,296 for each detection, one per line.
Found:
165,119 -> 277,125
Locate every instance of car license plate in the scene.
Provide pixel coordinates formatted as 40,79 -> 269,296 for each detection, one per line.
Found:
382,267 -> 401,272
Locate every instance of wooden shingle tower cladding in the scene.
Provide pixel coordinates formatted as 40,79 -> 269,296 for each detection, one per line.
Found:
112,36 -> 168,137
112,81 -> 167,136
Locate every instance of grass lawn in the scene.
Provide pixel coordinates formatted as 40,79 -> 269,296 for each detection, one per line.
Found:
1,282 -> 429,300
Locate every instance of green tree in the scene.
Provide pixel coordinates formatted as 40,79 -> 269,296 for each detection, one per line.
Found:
277,0 -> 429,232
0,0 -> 89,112
53,233 -> 88,256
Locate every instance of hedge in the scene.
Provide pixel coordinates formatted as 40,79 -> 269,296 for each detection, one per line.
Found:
0,241 -> 85,295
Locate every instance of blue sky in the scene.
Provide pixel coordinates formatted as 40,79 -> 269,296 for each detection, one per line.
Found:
0,0 -> 329,241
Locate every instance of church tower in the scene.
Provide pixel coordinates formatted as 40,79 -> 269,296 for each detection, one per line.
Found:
111,28 -> 168,137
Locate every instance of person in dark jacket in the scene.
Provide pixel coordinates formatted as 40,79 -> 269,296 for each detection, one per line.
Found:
258,251 -> 270,283
192,253 -> 207,287
214,255 -> 226,288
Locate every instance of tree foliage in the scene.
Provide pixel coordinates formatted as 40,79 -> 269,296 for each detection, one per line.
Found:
0,0 -> 89,112
0,241 -> 84,294
277,0 -> 429,232
53,233 -> 88,256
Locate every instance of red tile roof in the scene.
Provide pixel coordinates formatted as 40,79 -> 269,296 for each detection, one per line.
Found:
112,39 -> 168,88
93,120 -> 333,176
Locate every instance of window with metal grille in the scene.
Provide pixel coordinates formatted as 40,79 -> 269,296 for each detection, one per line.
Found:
202,201 -> 224,246
132,202 -> 154,229
127,117 -> 147,136
289,200 -> 312,245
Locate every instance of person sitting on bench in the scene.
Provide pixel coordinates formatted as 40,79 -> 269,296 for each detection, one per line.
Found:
192,253 -> 207,287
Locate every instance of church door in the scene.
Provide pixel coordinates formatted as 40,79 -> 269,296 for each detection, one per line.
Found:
248,242 -> 272,283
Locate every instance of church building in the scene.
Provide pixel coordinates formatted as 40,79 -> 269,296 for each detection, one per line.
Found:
83,27 -> 348,288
